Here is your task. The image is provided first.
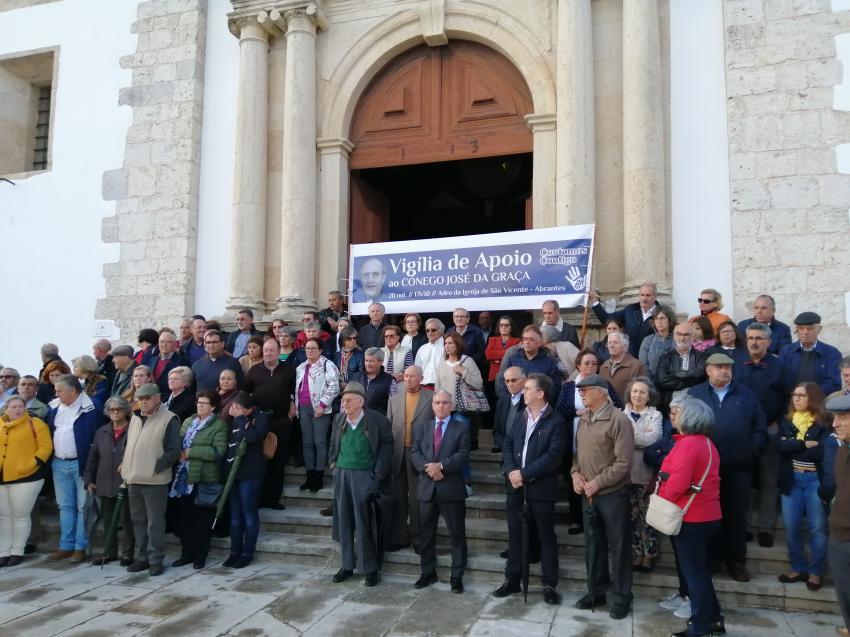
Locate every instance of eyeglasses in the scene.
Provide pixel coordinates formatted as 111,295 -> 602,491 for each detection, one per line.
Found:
196,401 -> 212,406
304,347 -> 320,351
425,328 -> 439,333
0,375 -> 16,379
697,298 -> 715,304
204,340 -> 221,345
504,377 -> 523,383
107,408 -> 125,412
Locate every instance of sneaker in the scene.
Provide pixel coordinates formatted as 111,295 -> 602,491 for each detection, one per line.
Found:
673,601 -> 692,619
659,594 -> 689,611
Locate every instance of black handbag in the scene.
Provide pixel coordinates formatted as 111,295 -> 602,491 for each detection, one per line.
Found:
194,482 -> 224,508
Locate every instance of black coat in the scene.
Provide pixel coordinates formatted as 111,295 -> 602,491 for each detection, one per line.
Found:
328,408 -> 394,489
164,389 -> 196,423
592,301 -> 658,357
350,370 -> 394,416
503,408 -> 567,502
228,411 -> 269,481
493,393 -> 524,450
411,415 -> 470,502
83,423 -> 129,497
774,417 -> 830,496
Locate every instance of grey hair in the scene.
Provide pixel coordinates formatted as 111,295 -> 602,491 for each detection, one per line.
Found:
365,347 -> 385,362
746,322 -> 772,340
304,320 -> 321,330
639,281 -> 658,295
543,299 -> 560,311
425,318 -> 445,334
539,325 -> 560,343
368,302 -> 386,313
0,367 -> 20,380
41,343 -> 59,358
669,394 -> 687,410
169,365 -> 193,385
93,338 -> 112,352
610,331 -> 630,347
54,374 -> 82,393
103,396 -> 132,418
755,294 -> 776,309
840,356 -> 850,371
433,389 -> 455,409
405,364 -> 423,378
677,397 -> 715,435
72,355 -> 98,375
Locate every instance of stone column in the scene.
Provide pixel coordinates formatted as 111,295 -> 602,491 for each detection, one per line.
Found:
525,113 -> 557,229
622,0 -> 669,302
225,17 -> 270,312
276,5 -> 324,318
556,0 -> 595,226
317,137 -> 355,301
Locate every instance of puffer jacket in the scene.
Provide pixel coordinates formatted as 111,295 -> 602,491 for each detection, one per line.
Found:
180,414 -> 228,484
295,356 -> 340,412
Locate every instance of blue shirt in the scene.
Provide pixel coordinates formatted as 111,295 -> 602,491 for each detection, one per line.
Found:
233,331 -> 251,358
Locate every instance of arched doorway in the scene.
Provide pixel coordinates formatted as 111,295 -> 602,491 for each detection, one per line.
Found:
349,41 -> 535,244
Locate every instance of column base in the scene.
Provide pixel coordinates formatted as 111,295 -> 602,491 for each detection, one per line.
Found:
619,281 -> 673,310
224,297 -> 267,314
273,296 -> 318,323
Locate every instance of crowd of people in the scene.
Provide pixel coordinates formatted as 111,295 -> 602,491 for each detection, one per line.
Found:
2,286 -> 850,637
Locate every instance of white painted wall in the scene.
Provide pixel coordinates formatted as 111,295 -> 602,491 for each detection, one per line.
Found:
0,0 -> 137,375
669,0 -> 734,317
195,0 -> 238,318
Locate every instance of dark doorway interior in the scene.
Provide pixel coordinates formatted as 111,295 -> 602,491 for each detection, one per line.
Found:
355,152 -> 532,241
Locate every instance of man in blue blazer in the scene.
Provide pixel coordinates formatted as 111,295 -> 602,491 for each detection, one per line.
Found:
779,311 -> 842,396
410,390 -> 471,593
493,373 -> 567,605
588,283 -> 661,357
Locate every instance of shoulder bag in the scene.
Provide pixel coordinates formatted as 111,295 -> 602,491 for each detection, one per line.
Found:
646,438 -> 712,536
453,361 -> 490,414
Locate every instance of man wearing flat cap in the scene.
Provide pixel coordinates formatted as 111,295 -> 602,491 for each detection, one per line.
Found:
826,394 -> 850,636
779,311 -> 842,396
109,344 -> 138,398
328,382 -> 394,587
570,373 -> 635,620
688,353 -> 767,582
120,383 -> 181,576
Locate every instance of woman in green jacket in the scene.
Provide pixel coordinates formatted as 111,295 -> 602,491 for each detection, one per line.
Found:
169,388 -> 227,569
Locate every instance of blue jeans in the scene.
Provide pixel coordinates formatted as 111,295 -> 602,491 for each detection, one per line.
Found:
230,478 -> 263,559
52,458 -> 88,551
671,520 -> 722,635
781,471 -> 828,576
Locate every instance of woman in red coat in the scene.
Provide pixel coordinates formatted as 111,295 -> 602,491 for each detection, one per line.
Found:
484,316 -> 520,382
657,397 -> 723,637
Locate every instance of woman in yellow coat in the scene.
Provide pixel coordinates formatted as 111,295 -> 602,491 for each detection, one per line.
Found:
0,395 -> 53,566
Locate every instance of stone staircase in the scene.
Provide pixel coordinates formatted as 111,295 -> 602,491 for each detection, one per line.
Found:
40,429 -> 837,613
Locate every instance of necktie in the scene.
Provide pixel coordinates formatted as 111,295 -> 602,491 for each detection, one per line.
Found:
630,412 -> 641,422
386,353 -> 397,396
386,352 -> 394,375
434,420 -> 443,456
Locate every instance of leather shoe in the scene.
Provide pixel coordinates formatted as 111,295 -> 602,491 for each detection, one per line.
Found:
0,557 -> 9,568
778,572 -> 808,583
261,502 -> 286,510
46,549 -> 73,561
126,560 -> 150,573
319,506 -> 333,517
609,601 -> 631,620
119,557 -> 134,567
24,544 -> 36,555
729,562 -> 751,582
69,550 -> 87,564
712,618 -> 727,634
567,525 -> 584,535
758,531 -> 774,548
223,554 -> 239,568
91,556 -> 116,566
332,568 -> 353,583
386,543 -> 409,553
806,577 -> 823,591
6,556 -> 21,567
149,564 -> 164,576
575,592 -> 606,610
450,578 -> 463,594
492,580 -> 521,598
499,549 -> 509,559
364,571 -> 381,587
542,586 -> 561,605
172,556 -> 193,567
414,572 -> 438,589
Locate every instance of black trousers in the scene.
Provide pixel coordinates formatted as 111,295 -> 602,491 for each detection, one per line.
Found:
830,538 -> 850,632
672,520 -> 722,635
505,489 -> 558,588
711,466 -> 751,565
261,416 -> 292,506
176,494 -> 215,564
419,496 -> 467,580
583,488 -> 633,605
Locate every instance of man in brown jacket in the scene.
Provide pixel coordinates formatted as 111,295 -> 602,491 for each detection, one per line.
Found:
827,393 -> 850,636
570,374 -> 635,620
599,332 -> 647,402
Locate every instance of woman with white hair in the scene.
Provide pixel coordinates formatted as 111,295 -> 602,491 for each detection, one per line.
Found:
164,366 -> 195,422
73,355 -> 109,413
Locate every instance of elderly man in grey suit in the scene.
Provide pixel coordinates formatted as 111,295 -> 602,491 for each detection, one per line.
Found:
411,390 -> 471,593
387,365 -> 434,553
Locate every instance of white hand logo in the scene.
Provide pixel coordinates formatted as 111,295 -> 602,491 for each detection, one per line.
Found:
565,266 -> 586,291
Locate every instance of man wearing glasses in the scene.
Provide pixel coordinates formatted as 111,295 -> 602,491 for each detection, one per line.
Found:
738,295 -> 792,355
414,318 -> 446,389
737,322 -> 787,548
191,329 -> 244,392
0,367 -> 20,408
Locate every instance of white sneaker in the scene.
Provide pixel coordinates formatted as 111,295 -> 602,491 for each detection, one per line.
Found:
673,601 -> 692,619
659,594 -> 688,611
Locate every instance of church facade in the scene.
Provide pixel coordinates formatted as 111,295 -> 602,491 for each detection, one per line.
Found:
1,0 -> 849,371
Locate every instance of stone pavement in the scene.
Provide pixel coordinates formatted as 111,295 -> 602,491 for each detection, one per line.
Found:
0,553 -> 843,637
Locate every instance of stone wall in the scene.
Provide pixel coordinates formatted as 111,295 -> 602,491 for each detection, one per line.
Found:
725,0 -> 850,350
98,0 -> 207,340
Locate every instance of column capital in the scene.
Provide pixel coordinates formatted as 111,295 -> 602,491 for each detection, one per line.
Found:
284,2 -> 328,32
317,137 -> 355,157
228,15 -> 270,41
524,113 -> 557,132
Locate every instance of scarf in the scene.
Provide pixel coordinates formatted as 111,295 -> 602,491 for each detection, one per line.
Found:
792,411 -> 815,441
169,414 -> 212,497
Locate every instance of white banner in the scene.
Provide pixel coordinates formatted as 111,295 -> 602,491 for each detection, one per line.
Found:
347,225 -> 596,315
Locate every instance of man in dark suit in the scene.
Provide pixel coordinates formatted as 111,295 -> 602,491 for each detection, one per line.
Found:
588,282 -> 660,357
492,366 -> 526,452
351,348 -> 394,415
386,365 -> 434,552
541,299 -> 580,348
493,373 -> 567,605
411,390 -> 471,593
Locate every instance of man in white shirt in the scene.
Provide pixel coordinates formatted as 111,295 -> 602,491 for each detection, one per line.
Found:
414,318 -> 445,388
